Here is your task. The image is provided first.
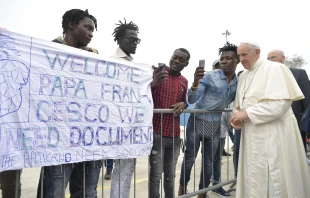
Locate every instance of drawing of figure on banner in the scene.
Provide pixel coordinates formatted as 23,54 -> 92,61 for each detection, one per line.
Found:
0,33 -> 29,118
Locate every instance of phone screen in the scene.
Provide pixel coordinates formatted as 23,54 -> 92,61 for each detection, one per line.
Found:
199,59 -> 205,68
158,63 -> 166,71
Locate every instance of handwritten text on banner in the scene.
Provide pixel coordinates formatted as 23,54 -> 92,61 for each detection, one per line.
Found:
0,30 -> 154,172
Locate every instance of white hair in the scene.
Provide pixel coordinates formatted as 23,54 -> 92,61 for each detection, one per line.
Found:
240,42 -> 260,52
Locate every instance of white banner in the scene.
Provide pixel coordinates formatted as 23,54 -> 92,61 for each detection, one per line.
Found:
0,30 -> 154,172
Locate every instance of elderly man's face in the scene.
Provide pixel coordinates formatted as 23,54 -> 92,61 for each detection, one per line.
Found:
237,43 -> 260,69
267,51 -> 285,64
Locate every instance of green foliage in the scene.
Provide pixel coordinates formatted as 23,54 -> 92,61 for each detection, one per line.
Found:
285,54 -> 307,69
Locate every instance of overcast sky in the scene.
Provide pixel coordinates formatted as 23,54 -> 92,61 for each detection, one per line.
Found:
1,0 -> 309,85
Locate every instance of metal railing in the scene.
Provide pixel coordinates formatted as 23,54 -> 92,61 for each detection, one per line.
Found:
0,109 -> 236,198
153,109 -> 235,198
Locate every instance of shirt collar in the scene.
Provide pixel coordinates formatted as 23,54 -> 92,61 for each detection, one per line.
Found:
54,36 -> 90,51
219,69 -> 238,84
250,57 -> 263,70
166,67 -> 182,77
231,74 -> 238,85
116,47 -> 133,61
219,69 -> 227,79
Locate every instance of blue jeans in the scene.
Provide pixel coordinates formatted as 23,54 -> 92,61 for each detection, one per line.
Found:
0,170 -> 22,198
233,129 -> 241,178
149,133 -> 180,198
37,160 -> 102,198
105,159 -> 113,171
213,138 -> 225,184
179,123 -> 220,189
110,159 -> 135,198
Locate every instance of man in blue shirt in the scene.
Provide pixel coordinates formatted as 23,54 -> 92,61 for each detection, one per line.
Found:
178,43 -> 239,198
212,59 -> 234,156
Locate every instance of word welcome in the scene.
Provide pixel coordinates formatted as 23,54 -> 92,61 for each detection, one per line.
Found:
0,30 -> 153,172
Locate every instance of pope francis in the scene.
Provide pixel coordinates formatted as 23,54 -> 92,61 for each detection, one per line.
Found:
230,41 -> 310,198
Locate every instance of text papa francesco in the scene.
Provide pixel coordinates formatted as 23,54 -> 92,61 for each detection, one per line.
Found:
40,48 -> 144,102
0,32 -> 154,171
27,49 -> 152,148
36,49 -> 146,124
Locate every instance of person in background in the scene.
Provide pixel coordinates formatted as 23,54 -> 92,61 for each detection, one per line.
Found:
212,59 -> 220,70
103,160 -> 113,180
233,70 -> 243,178
267,49 -> 310,152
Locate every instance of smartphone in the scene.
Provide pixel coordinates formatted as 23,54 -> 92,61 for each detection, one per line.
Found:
199,59 -> 205,68
158,63 -> 166,71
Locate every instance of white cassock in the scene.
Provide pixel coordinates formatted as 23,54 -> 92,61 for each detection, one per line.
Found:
235,57 -> 310,198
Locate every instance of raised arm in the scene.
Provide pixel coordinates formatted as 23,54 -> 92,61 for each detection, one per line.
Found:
188,66 -> 206,104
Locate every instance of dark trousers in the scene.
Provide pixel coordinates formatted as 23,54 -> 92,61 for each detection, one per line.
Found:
37,161 -> 102,198
300,130 -> 307,153
227,128 -> 234,143
149,133 -> 180,198
179,126 -> 220,190
213,138 -> 225,184
233,129 -> 241,178
105,159 -> 113,171
0,170 -> 21,198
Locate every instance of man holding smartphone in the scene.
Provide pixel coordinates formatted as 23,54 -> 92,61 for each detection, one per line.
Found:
149,48 -> 190,198
178,42 -> 239,198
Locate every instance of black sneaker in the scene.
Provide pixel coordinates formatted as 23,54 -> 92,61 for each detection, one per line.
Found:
212,187 -> 230,197
104,170 -> 112,180
222,150 -> 231,156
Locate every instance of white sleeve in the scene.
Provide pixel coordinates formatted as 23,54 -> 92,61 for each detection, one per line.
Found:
246,99 -> 292,125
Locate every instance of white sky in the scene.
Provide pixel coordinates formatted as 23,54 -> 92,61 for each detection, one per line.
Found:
1,0 -> 309,86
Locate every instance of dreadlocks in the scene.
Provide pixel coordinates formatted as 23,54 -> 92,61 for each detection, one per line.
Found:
218,42 -> 239,60
62,9 -> 97,35
112,18 -> 139,42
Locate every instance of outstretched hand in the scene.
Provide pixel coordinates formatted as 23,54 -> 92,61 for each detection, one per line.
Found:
151,65 -> 168,89
171,102 -> 186,116
192,66 -> 205,87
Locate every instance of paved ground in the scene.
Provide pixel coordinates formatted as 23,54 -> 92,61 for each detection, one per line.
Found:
2,133 -> 236,198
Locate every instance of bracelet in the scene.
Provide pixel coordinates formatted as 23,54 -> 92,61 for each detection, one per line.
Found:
191,85 -> 198,90
191,84 -> 198,88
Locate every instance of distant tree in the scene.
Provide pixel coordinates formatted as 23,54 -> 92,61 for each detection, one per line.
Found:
222,30 -> 231,44
285,54 -> 307,69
